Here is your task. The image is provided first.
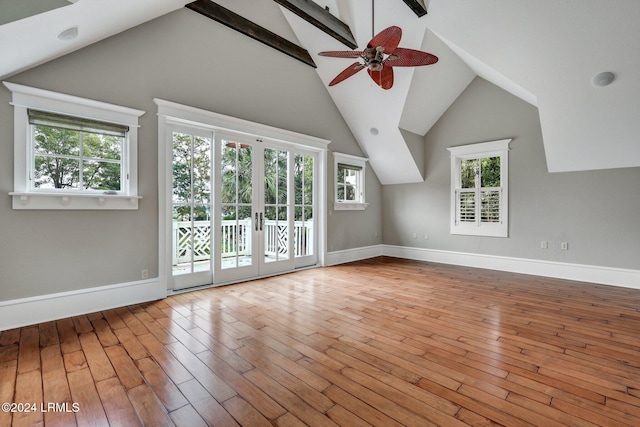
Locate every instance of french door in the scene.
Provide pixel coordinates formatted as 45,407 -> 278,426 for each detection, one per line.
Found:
170,126 -> 214,290
168,126 -> 317,290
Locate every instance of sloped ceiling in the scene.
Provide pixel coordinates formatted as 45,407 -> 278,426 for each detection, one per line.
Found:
1,0 -> 639,181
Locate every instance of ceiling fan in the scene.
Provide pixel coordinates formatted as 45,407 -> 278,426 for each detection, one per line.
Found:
319,25 -> 438,90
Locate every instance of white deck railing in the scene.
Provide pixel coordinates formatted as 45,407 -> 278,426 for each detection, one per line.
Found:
173,219 -> 313,265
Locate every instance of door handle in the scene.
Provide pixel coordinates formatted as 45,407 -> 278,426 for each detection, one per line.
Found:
259,212 -> 264,231
255,212 -> 259,231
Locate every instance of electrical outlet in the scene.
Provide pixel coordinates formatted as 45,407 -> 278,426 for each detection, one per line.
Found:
412,232 -> 417,239
561,242 -> 569,250
424,233 -> 429,240
541,240 -> 548,249
141,269 -> 149,279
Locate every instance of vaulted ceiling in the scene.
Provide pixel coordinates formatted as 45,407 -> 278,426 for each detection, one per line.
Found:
2,0 -> 639,184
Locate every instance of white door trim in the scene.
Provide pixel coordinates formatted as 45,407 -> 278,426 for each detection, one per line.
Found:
155,99 -> 329,292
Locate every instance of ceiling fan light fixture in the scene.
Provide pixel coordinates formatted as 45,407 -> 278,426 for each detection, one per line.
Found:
57,26 -> 79,41
591,71 -> 615,87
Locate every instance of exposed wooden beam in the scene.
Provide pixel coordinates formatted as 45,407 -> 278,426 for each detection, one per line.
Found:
401,0 -> 428,17
186,0 -> 316,68
272,0 -> 357,49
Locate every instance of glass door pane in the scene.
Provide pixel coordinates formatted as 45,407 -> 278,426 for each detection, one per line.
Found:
171,131 -> 213,286
263,148 -> 290,264
294,154 -> 314,259
220,139 -> 254,271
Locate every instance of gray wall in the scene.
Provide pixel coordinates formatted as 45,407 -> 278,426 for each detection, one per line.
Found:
384,77 -> 640,270
0,8 -> 382,301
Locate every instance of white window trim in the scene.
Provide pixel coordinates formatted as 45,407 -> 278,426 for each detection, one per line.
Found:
447,139 -> 511,237
333,152 -> 368,211
3,81 -> 145,210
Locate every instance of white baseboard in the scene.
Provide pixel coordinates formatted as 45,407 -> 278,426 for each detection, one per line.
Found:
0,278 -> 166,331
324,245 -> 384,266
382,245 -> 640,290
3,246 -> 637,331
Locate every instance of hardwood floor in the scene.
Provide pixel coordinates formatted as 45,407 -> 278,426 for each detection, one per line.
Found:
2,256 -> 640,426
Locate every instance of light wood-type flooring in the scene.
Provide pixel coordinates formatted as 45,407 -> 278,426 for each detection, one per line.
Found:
2,256 -> 640,426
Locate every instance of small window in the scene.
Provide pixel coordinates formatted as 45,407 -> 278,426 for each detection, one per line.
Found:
333,152 -> 368,210
447,139 -> 511,237
4,82 -> 145,209
30,110 -> 127,192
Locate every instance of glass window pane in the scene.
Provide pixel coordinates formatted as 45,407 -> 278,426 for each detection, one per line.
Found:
172,206 -> 192,276
461,159 -> 478,189
192,204 -> 211,272
34,156 -> 80,189
337,185 -> 345,201
220,204 -> 238,269
173,133 -> 191,203
294,155 -> 303,204
481,156 -> 501,188
192,136 -> 212,204
221,142 -> 237,204
237,145 -> 252,204
221,206 -> 253,269
264,148 -> 277,205
83,133 -> 122,160
83,160 -> 121,191
264,206 -> 277,263
34,125 -> 80,156
294,206 -> 313,258
304,156 -> 313,205
278,150 -> 288,205
345,183 -> 356,201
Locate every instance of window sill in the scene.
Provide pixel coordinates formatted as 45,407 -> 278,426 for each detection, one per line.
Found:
451,224 -> 507,238
9,192 -> 141,210
334,201 -> 368,211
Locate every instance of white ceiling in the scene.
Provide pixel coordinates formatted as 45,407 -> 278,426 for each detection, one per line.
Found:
2,0 -> 639,182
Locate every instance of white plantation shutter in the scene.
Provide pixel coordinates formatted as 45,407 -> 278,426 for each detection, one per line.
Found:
480,189 -> 501,223
457,190 -> 476,224
448,139 -> 510,237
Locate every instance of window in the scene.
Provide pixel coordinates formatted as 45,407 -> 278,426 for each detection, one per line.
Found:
333,152 -> 368,210
30,110 -> 126,192
4,82 -> 145,209
447,139 -> 511,237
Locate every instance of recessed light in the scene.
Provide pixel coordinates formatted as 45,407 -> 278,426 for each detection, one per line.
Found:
57,26 -> 78,41
591,71 -> 615,87
370,127 -> 379,136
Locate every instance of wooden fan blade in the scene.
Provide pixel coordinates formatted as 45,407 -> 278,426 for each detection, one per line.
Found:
385,48 -> 438,67
367,65 -> 394,90
328,62 -> 365,86
367,26 -> 402,54
319,50 -> 365,58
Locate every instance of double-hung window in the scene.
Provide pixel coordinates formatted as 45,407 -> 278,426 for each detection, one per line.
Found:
4,82 -> 145,209
447,139 -> 511,237
333,152 -> 368,210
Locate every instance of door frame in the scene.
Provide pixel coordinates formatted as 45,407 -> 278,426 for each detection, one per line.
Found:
156,98 -> 329,293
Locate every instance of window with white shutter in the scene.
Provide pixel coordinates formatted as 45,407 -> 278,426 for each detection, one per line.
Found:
448,139 -> 511,237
